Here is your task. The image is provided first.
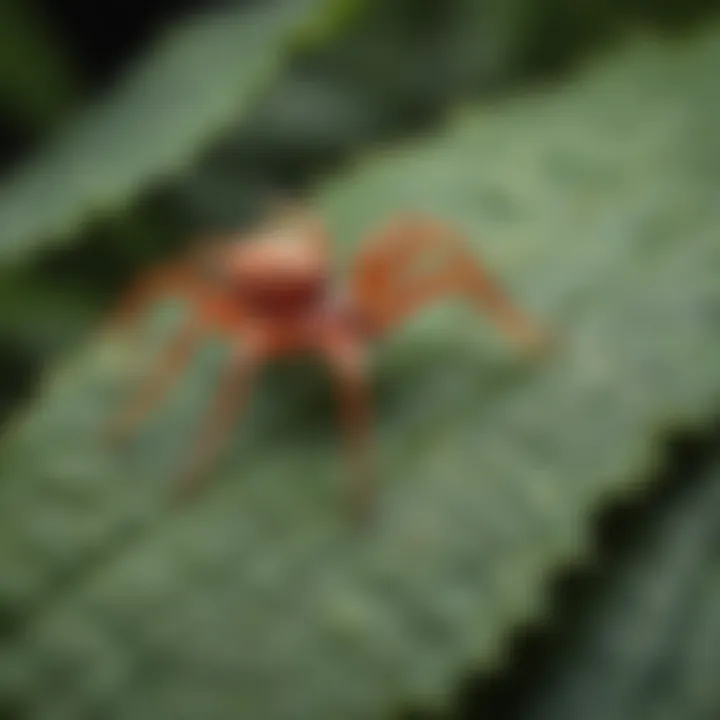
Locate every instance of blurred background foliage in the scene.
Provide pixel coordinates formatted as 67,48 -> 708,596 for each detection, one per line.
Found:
1,0 -> 720,718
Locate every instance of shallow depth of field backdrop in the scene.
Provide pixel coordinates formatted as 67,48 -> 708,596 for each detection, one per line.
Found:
1,1 -> 720,719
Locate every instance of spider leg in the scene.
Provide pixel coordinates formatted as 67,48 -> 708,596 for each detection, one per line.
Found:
351,214 -> 546,349
321,332 -> 374,521
102,238 -> 227,338
105,235 -> 241,444
102,261 -> 197,338
175,336 -> 264,501
106,287 -> 240,450
105,315 -> 204,446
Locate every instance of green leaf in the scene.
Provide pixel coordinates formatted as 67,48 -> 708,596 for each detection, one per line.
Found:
505,450 -> 720,720
3,23 -> 720,719
0,0 -> 324,268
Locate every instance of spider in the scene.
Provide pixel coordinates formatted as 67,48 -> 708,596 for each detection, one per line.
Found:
106,207 -> 546,516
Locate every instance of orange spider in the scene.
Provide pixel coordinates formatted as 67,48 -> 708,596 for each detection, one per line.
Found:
106,207 -> 546,516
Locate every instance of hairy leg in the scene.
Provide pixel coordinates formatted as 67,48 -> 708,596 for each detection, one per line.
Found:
105,316 -> 204,445
351,214 -> 546,349
103,262 -> 197,339
105,235 -> 245,444
102,238 -> 228,337
322,332 -> 374,521
175,338 -> 264,501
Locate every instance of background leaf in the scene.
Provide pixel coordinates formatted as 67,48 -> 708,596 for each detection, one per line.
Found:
163,0 -> 657,232
528,457 -> 720,720
2,20 -> 720,720
452,437 -> 720,720
0,0 -> 324,268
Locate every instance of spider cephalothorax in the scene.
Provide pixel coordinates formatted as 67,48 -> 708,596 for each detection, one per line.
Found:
106,207 -> 546,517
223,214 -> 331,318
